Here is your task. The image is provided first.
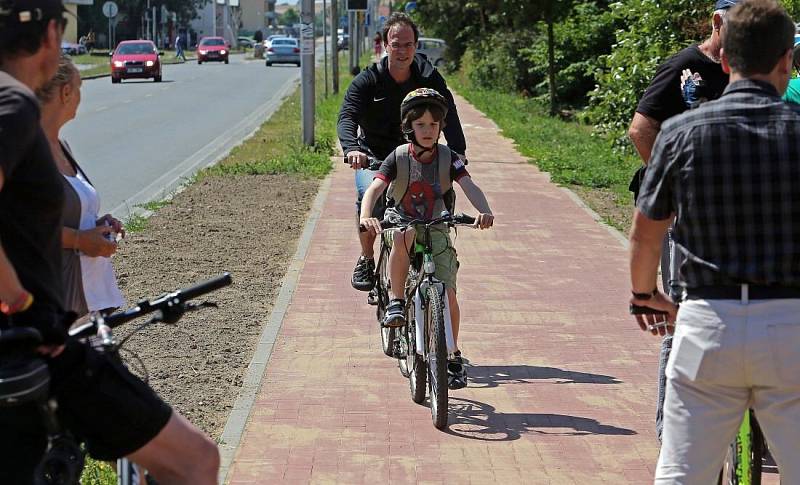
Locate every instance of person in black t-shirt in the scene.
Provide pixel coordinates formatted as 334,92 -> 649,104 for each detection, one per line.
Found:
1,1 -> 219,483
627,0 -> 739,443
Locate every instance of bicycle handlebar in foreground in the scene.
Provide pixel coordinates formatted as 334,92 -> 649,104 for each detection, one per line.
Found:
69,272 -> 232,338
359,212 -> 476,232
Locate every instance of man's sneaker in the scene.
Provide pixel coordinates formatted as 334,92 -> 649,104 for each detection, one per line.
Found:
367,288 -> 378,306
383,299 -> 406,327
351,256 -> 375,291
448,351 -> 467,390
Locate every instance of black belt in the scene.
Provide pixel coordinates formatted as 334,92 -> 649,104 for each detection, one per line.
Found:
686,285 -> 800,300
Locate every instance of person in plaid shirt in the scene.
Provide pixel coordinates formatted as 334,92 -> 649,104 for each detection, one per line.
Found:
629,0 -> 800,482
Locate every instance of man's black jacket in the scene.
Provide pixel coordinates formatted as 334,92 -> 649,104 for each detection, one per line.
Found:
337,53 -> 467,162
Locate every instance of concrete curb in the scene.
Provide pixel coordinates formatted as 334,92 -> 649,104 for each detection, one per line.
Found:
560,186 -> 629,249
217,170 -> 334,484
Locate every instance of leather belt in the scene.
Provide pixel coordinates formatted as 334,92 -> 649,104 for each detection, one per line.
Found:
686,284 -> 800,301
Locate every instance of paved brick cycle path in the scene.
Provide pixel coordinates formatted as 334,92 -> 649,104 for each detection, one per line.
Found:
225,94 -> 663,483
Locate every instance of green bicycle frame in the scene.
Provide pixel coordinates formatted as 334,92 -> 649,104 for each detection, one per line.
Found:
735,411 -> 753,484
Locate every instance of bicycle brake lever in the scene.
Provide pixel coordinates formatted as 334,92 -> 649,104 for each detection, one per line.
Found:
184,301 -> 219,311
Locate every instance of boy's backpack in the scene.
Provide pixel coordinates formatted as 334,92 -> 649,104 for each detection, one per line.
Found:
387,143 -> 456,215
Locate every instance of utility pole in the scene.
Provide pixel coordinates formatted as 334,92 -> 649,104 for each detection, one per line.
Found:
300,0 -> 315,145
330,0 -> 338,93
348,10 -> 354,73
323,0 -> 328,97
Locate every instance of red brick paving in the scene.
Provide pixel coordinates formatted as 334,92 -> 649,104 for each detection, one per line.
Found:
226,94 -> 665,483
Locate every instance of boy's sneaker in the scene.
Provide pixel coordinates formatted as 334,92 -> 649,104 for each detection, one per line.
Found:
351,256 -> 375,291
383,299 -> 406,327
448,351 -> 467,390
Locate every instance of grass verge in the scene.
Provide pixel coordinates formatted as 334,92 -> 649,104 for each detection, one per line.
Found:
448,72 -> 640,232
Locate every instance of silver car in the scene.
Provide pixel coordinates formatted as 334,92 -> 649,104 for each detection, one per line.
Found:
417,37 -> 446,68
265,37 -> 300,67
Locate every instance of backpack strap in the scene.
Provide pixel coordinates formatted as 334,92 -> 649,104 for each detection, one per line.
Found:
389,144 -> 411,207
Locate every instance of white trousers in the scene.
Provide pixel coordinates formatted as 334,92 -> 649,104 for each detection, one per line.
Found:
656,297 -> 800,484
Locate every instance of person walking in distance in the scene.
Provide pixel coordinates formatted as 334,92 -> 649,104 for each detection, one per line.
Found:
627,0 -> 737,442
629,0 -> 800,482
175,33 -> 186,62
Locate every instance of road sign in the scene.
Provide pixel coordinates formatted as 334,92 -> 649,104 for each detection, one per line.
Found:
347,0 -> 366,11
102,0 -> 118,18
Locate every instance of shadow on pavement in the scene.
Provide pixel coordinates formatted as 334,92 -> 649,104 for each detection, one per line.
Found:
467,364 -> 621,388
445,397 -> 636,441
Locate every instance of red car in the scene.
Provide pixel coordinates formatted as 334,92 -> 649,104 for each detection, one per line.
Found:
197,37 -> 229,64
110,40 -> 162,84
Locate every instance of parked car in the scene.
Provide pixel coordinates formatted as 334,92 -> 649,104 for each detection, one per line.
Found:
237,36 -> 255,48
266,37 -> 300,67
337,34 -> 349,51
110,40 -> 162,84
198,36 -> 229,64
61,41 -> 87,56
417,37 -> 446,68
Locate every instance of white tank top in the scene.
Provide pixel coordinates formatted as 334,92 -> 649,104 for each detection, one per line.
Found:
64,171 -> 126,312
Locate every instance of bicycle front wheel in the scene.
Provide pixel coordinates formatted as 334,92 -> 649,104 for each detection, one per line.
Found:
377,245 -> 395,358
425,285 -> 448,429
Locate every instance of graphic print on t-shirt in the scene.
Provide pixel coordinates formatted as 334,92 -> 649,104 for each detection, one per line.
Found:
401,159 -> 440,220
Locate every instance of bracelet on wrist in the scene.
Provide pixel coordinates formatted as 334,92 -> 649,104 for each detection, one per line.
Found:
632,288 -> 658,300
0,290 -> 34,315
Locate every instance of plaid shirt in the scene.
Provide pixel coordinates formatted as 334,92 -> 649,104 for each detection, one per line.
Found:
638,79 -> 800,288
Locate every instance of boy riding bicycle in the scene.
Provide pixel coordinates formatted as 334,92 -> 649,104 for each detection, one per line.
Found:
360,88 -> 494,389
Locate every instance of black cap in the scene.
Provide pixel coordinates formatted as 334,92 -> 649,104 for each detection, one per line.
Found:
714,0 -> 740,10
0,0 -> 66,27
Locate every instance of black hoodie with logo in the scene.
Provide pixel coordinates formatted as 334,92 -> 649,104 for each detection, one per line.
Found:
337,53 -> 467,163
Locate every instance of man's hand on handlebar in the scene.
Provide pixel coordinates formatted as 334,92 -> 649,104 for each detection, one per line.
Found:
360,217 -> 382,235
629,290 -> 678,336
345,151 -> 370,170
475,213 -> 494,230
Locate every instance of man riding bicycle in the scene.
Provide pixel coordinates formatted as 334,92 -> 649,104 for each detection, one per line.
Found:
0,1 -> 218,482
337,12 -> 467,300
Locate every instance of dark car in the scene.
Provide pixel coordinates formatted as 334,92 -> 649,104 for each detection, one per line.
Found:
110,40 -> 162,84
265,37 -> 300,67
198,37 -> 230,64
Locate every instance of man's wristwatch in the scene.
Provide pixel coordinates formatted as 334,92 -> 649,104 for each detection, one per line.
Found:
632,289 -> 658,300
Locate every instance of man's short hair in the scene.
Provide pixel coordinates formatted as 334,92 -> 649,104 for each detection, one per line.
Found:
723,0 -> 795,76
0,0 -> 66,62
381,12 -> 419,44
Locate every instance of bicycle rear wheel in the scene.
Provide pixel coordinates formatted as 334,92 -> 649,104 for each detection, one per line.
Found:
425,285 -> 448,429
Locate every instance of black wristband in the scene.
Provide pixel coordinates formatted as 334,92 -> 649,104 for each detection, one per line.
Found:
632,289 -> 658,300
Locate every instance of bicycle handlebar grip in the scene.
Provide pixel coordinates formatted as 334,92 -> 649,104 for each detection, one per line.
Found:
629,303 -> 669,316
179,272 -> 232,301
455,214 -> 476,225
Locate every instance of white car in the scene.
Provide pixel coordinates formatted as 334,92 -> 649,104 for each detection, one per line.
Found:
263,35 -> 283,49
417,37 -> 446,68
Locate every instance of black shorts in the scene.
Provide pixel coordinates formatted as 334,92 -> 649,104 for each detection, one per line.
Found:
0,339 -> 172,484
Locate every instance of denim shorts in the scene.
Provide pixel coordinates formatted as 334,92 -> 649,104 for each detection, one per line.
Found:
355,168 -> 386,218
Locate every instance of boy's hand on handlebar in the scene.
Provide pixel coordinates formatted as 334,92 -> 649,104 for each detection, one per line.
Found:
360,217 -> 382,235
79,226 -> 118,257
346,151 -> 369,170
629,290 -> 678,336
475,213 -> 494,229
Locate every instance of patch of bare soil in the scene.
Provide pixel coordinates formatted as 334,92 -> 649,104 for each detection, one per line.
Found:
112,173 -> 318,438
570,185 -> 633,235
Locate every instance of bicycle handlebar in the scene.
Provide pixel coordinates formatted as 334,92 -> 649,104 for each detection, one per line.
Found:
360,212 -> 476,232
342,155 -> 381,171
629,303 -> 669,316
69,272 -> 232,339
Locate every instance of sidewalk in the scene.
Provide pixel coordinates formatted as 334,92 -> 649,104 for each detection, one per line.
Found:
224,94 -> 662,483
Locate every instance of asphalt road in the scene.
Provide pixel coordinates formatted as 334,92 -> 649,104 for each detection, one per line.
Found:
61,53 -> 302,217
